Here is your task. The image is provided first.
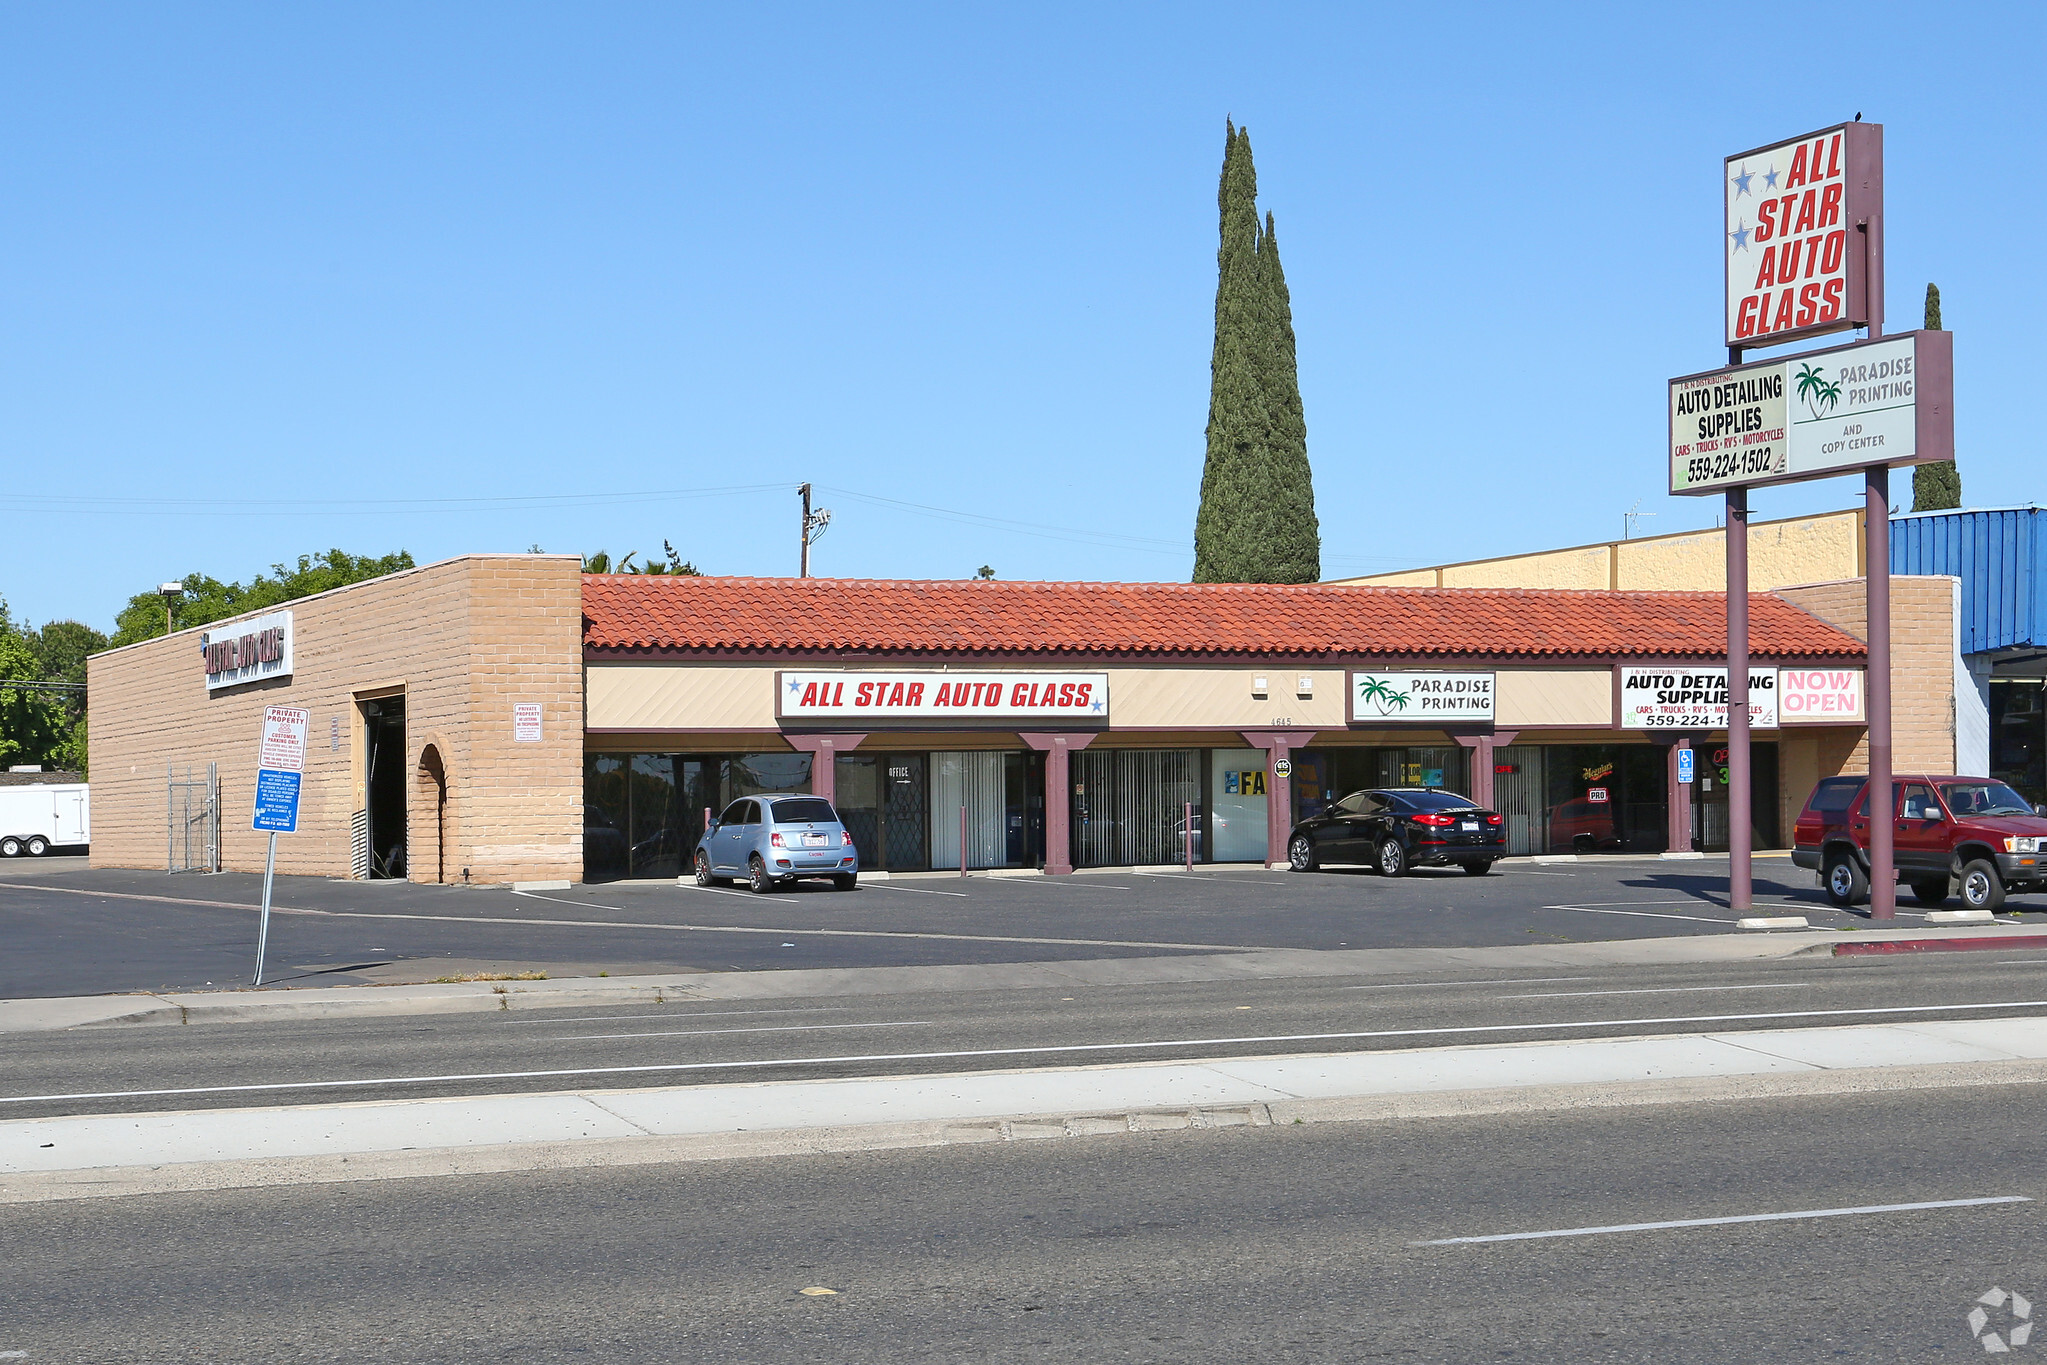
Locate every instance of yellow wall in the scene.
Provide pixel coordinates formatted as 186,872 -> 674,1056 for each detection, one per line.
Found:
1338,508 -> 1864,593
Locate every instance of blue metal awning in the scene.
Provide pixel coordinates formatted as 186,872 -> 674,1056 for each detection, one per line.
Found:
1892,507 -> 2047,656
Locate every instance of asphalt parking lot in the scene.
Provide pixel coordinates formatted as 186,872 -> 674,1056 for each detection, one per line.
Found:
2,850 -> 2001,1000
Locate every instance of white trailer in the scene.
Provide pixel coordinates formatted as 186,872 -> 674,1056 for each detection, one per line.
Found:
0,783 -> 89,857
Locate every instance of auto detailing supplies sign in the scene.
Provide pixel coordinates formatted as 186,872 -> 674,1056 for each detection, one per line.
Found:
252,705 -> 309,833
1668,330 -> 1953,496
1348,672 -> 1495,723
1619,667 -> 1778,730
1779,668 -> 1864,722
201,610 -> 293,691
777,672 -> 1109,722
1725,123 -> 1880,348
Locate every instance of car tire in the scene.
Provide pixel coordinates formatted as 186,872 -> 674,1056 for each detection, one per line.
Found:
0,837 -> 19,858
1910,877 -> 1951,907
832,873 -> 858,892
1377,838 -> 1407,878
694,851 -> 723,887
1287,834 -> 1319,873
1462,860 -> 1493,876
1823,850 -> 1869,907
747,856 -> 774,894
25,836 -> 49,857
1960,859 -> 2007,913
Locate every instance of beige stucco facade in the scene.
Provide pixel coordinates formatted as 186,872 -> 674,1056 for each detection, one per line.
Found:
88,555 -> 585,884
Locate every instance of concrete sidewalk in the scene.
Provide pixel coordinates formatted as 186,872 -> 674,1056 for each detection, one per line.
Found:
9,1014 -> 2047,1204
7,920 -> 2047,1034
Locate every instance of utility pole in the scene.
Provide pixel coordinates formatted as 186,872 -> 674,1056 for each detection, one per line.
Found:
798,484 -> 832,578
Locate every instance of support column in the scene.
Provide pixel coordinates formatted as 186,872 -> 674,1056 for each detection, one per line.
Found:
1021,733 -> 1096,875
1450,729 -> 1519,810
780,733 -> 866,804
1241,730 -> 1319,868
1659,734 -> 1695,854
1867,467 -> 1896,919
1727,487 -> 1752,911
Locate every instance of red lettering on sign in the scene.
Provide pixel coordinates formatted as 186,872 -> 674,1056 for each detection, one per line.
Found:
1825,132 -> 1841,179
1755,199 -> 1777,242
1771,291 -> 1796,332
1075,683 -> 1093,708
854,682 -> 873,707
1792,190 -> 1817,235
885,683 -> 906,707
933,682 -> 953,707
831,682 -> 844,707
1057,683 -> 1075,706
1735,294 -> 1759,338
1751,246 -> 1778,289
799,682 -> 819,707
1786,144 -> 1809,188
1819,183 -> 1842,228
1010,683 -> 1029,707
1819,277 -> 1843,321
906,683 -> 925,707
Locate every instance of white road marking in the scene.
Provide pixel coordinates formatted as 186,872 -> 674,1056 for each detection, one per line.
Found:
1501,983 -> 1812,1000
1544,904 -> 1743,925
1412,1196 -> 2032,1246
505,1008 -> 841,1026
15,997 -> 2047,1107
1341,977 -> 1598,991
550,1020 -> 929,1042
858,883 -> 971,898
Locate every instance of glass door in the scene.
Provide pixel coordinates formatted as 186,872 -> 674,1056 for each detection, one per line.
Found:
931,752 -> 1008,870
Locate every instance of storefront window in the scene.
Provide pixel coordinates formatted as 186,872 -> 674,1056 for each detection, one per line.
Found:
584,751 -> 810,882
1492,745 -> 1669,855
1993,679 -> 2046,805
1292,747 -> 1471,826
1210,747 -> 1269,862
1072,749 -> 1202,868
1691,741 -> 1779,851
929,751 -> 1039,870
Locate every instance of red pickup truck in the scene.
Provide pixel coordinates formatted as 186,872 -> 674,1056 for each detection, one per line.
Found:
1793,775 -> 2047,911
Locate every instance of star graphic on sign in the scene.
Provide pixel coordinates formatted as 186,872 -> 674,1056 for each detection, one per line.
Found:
1728,219 -> 1751,252
1090,700 -> 1104,712
787,678 -> 802,693
1730,163 -> 1754,197
1763,164 -> 1780,190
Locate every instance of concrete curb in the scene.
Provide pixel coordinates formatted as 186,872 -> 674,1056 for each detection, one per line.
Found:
12,922 -> 2047,1033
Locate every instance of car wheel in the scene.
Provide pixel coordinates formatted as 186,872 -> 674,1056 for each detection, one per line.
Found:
747,856 -> 774,894
1960,859 -> 2007,913
1287,834 -> 1319,872
1377,838 -> 1407,878
1823,850 -> 1869,907
0,837 -> 19,858
1910,877 -> 1951,908
832,873 -> 858,891
1462,860 -> 1493,877
694,851 -> 722,887
25,836 -> 49,857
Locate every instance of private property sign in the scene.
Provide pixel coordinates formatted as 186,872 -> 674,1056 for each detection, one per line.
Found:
251,705 -> 309,834
1724,122 -> 1881,349
1619,667 -> 1779,730
1348,671 -> 1495,723
777,672 -> 1109,722
1668,330 -> 1953,495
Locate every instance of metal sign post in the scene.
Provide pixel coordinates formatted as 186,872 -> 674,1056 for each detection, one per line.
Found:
250,706 -> 309,984
1726,488 -> 1752,911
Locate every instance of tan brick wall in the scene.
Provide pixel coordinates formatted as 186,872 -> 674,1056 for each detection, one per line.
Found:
1776,575 -> 1959,776
87,555 -> 584,884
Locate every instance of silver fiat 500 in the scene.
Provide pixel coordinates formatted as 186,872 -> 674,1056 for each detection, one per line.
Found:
694,795 -> 859,893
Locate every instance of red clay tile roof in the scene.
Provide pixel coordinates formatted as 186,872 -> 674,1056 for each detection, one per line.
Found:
581,576 -> 1866,660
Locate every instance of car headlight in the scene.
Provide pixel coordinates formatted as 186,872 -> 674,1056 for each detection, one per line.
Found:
2005,836 -> 2042,854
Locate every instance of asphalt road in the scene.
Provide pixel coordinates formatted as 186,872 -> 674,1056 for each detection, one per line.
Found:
12,949 -> 2047,1119
4,1079 -> 2042,1361
7,852 -> 2029,999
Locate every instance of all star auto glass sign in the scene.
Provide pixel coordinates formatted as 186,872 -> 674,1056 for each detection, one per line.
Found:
1619,667 -> 1778,730
776,672 -> 1109,721
1349,671 -> 1495,723
1669,331 -> 1951,495
1724,123 -> 1878,348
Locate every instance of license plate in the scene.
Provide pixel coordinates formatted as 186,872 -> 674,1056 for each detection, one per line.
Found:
1460,821 -> 1480,831
802,832 -> 830,847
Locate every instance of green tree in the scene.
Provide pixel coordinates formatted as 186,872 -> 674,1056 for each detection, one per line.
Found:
0,629 -> 69,771
1193,120 -> 1320,584
582,541 -> 702,575
110,548 -> 415,647
1912,282 -> 1961,511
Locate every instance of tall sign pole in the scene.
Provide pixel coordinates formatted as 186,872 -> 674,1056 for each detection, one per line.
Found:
251,705 -> 309,984
1670,121 -> 1947,917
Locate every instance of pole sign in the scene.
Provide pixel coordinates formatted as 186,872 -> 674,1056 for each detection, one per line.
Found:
1725,122 -> 1881,349
252,705 -> 308,833
1669,329 -> 1952,496
1618,667 -> 1778,730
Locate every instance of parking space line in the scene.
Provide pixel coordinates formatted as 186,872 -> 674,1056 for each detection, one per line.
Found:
1411,1196 -> 2032,1246
1544,903 -> 1744,925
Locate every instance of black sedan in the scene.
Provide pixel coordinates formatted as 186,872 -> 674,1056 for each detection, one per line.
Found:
1286,788 -> 1506,877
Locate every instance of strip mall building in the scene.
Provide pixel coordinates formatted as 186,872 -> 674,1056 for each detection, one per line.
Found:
90,552 -> 1964,884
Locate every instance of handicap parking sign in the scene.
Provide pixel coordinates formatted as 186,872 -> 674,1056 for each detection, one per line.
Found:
1677,748 -> 1696,784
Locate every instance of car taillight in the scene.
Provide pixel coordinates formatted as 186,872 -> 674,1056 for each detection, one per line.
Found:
1485,814 -> 1503,825
770,832 -> 785,848
1412,813 -> 1457,827
842,830 -> 855,845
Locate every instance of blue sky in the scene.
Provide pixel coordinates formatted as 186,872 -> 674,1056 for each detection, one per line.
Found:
2,3 -> 2039,629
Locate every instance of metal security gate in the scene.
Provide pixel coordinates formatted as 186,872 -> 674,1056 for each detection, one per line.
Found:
167,762 -> 220,873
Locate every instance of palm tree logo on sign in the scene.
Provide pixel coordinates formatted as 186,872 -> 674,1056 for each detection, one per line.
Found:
1355,676 -> 1412,717
1795,361 -> 1843,421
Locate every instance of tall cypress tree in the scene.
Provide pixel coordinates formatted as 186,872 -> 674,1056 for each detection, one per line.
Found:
1912,282 -> 1962,511
1194,122 -> 1320,583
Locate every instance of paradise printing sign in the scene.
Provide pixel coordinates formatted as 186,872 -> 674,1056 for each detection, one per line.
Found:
1348,671 -> 1495,724
1668,330 -> 1953,496
777,672 -> 1109,722
1724,122 -> 1881,349
200,610 -> 293,691
1619,667 -> 1779,730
